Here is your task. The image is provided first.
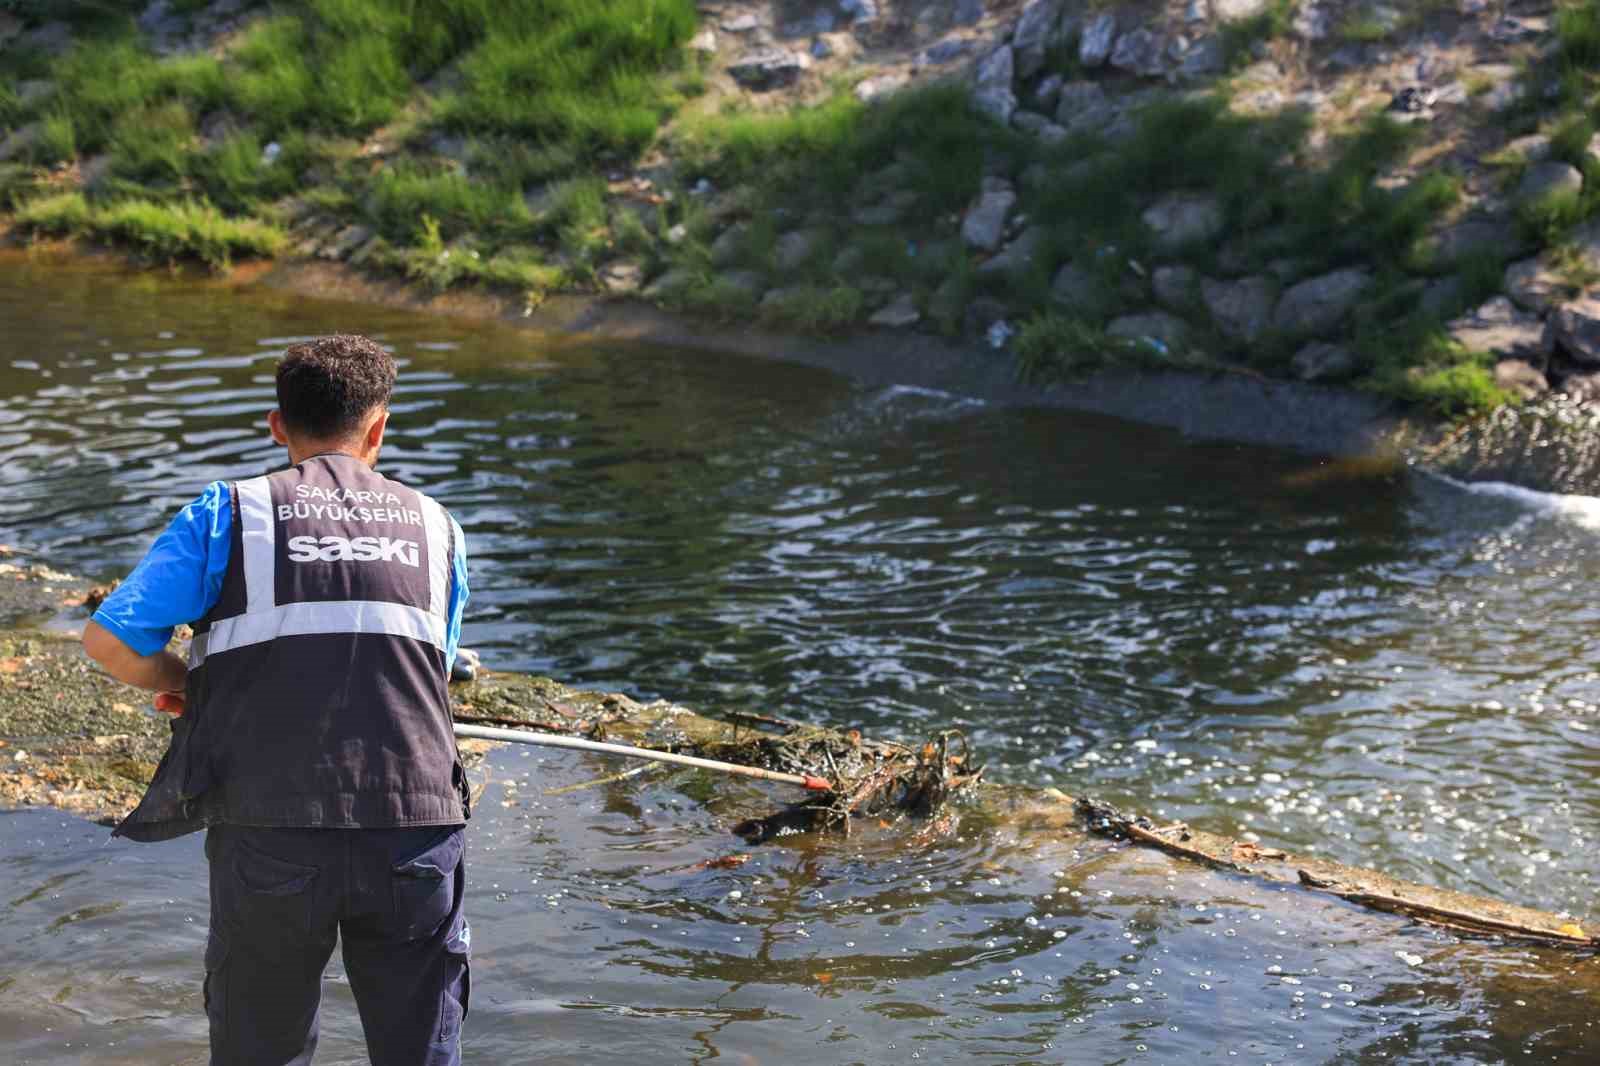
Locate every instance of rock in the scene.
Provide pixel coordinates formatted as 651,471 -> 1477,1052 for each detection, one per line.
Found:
601,261 -> 644,294
1545,298 -> 1600,366
1506,134 -> 1553,163
1055,81 -> 1112,130
1033,74 -> 1064,111
961,177 -> 1017,252
832,246 -> 866,276
710,224 -> 748,268
1293,1 -> 1332,39
1503,257 -> 1568,313
921,36 -> 970,65
973,87 -> 1018,125
688,29 -> 717,53
1517,162 -> 1583,208
978,226 -> 1048,276
1422,217 -> 1528,272
0,12 -> 20,47
870,293 -> 921,328
138,1 -> 189,51
1418,277 -> 1465,319
318,224 -> 374,261
1178,35 -> 1225,78
1107,312 -> 1190,354
1202,275 -> 1276,342
973,46 -> 1017,125
953,0 -> 985,26
643,268 -> 694,300
1475,66 -> 1523,112
1079,13 -> 1118,68
78,154 -> 114,191
858,275 -> 897,296
774,230 -> 824,271
1011,111 -> 1066,143
1272,268 -> 1371,336
728,49 -> 810,91
0,123 -> 41,164
1111,29 -> 1166,78
1012,0 -> 1064,79
1562,371 -> 1600,404
1051,263 -> 1098,307
1152,265 -> 1197,309
1142,193 -> 1225,252
854,73 -> 908,103
14,80 -> 54,109
722,270 -> 767,303
1213,0 -> 1268,19
1449,296 -> 1547,358
19,21 -> 73,55
720,13 -> 759,32
1494,359 -> 1550,400
1291,342 -> 1357,382
841,0 -> 878,24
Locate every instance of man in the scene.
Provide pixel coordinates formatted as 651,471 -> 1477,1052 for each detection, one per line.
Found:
82,334 -> 472,1066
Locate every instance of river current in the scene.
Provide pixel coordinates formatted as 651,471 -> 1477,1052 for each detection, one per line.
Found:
0,258 -> 1595,1063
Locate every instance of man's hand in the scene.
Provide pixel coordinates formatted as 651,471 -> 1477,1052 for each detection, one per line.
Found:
82,620 -> 189,711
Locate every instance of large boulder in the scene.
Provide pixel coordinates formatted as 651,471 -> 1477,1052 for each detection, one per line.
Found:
1110,28 -> 1166,78
1079,13 -> 1118,67
1291,342 -> 1357,382
1545,297 -> 1600,366
1142,193 -> 1225,252
1051,263 -> 1098,307
1502,257 -> 1568,313
1152,265 -> 1198,309
1272,268 -> 1371,336
1201,275 -> 1276,343
961,177 -> 1017,252
1055,81 -> 1115,132
972,45 -> 1018,125
1448,296 -> 1547,358
1420,216 -> 1529,273
0,122 -> 40,163
1516,161 -> 1583,208
710,224 -> 748,268
774,229 -> 825,271
1012,0 -> 1064,79
978,225 -> 1048,276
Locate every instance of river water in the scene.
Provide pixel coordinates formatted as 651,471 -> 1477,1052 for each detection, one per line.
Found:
0,257 -> 1595,1063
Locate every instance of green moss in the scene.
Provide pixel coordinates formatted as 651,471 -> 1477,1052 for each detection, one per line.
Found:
14,191 -> 93,234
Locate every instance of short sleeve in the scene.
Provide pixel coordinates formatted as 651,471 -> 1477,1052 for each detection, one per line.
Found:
444,514 -> 469,672
91,482 -> 232,656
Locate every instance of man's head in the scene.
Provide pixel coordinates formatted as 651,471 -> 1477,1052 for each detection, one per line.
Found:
268,334 -> 396,465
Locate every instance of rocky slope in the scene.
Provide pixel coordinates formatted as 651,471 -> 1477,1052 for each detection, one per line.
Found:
4,1 -> 1600,468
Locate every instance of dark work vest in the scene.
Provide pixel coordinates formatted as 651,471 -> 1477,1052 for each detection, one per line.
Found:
114,453 -> 469,842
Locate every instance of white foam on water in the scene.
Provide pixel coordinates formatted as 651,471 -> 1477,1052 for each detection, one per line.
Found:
1427,472 -> 1600,532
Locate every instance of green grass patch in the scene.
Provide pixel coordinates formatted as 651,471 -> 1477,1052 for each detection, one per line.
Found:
758,284 -> 865,333
36,110 -> 78,166
14,190 -> 284,268
366,164 -> 528,243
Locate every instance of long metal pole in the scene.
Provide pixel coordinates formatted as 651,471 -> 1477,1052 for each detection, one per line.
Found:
452,723 -> 834,792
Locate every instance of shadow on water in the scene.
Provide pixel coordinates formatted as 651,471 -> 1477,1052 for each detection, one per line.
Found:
0,258 -> 1597,1062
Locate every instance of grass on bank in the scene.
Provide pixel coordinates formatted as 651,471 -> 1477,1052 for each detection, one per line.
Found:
0,0 -> 697,270
15,190 -> 285,268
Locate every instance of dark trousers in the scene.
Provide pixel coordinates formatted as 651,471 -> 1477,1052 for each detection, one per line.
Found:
204,824 -> 470,1066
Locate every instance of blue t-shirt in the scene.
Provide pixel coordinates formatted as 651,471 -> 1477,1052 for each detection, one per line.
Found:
92,480 -> 469,670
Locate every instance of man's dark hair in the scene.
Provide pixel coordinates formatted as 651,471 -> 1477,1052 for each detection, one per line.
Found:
276,334 -> 397,439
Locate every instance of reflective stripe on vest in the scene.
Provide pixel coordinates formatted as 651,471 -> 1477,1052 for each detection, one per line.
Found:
189,472 -> 452,669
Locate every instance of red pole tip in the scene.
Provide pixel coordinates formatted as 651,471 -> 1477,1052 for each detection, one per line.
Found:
803,775 -> 832,792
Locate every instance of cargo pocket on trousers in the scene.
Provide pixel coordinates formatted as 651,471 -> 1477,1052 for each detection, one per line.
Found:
438,916 -> 471,1046
203,931 -> 230,1040
392,829 -> 463,941
230,837 -> 319,938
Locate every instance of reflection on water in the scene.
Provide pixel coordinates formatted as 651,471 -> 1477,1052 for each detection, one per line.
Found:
1,258 -> 1597,1063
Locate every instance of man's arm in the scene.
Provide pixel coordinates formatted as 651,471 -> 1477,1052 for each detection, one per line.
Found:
82,481 -> 233,715
83,619 -> 188,696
